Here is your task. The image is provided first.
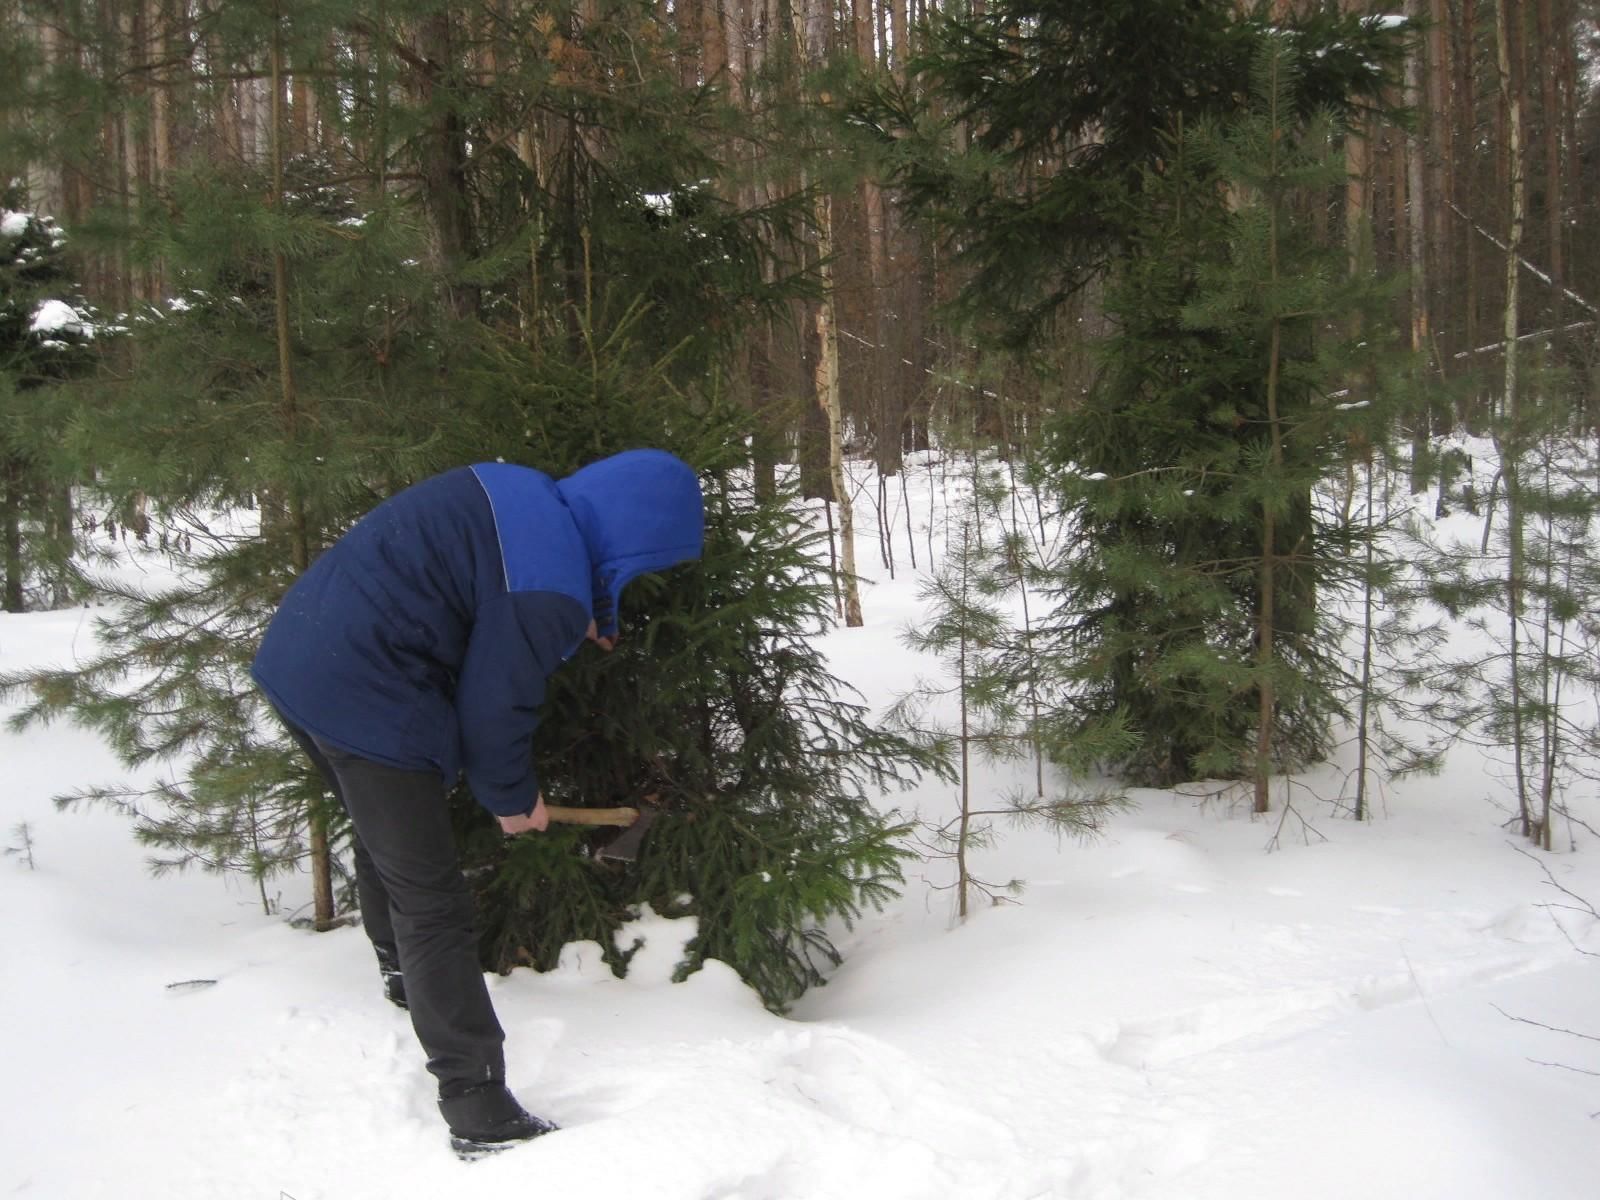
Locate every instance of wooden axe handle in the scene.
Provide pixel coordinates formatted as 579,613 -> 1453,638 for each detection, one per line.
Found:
543,805 -> 639,828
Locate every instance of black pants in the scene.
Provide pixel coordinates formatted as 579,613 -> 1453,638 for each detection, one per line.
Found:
281,719 -> 505,1098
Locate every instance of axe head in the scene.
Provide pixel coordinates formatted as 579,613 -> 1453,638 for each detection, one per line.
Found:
596,806 -> 660,863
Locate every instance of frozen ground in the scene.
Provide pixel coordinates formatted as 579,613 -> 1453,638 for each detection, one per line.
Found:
2,460 -> 1598,1199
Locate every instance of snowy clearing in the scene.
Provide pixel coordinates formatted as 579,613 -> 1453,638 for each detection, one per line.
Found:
3,457 -> 1598,1199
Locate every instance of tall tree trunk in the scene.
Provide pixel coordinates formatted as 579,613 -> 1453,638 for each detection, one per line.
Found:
701,0 -> 726,80
1344,113 -> 1370,275
17,6 -> 66,215
270,13 -> 335,930
1534,0 -> 1563,353
1427,0 -> 1450,354
1406,0 -> 1432,487
1255,309 -> 1284,815
2,457 -> 23,614
1493,0 -> 1532,842
816,194 -> 863,627
1457,0 -> 1480,418
1405,5 -> 1429,360
890,0 -> 908,78
417,11 -> 479,318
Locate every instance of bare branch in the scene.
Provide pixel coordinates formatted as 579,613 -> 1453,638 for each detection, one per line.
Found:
1493,1005 -> 1600,1044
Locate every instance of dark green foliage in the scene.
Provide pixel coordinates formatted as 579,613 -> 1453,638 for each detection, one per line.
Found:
0,201 -> 95,611
3,0 -> 929,1008
877,0 -> 1411,348
91,161 -> 487,512
872,1 -> 1413,787
371,0 -> 811,363
0,158 -> 479,907
1034,43 -> 1410,786
452,326 -> 939,1009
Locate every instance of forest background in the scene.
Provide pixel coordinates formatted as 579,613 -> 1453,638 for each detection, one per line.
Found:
3,0 -> 1600,1015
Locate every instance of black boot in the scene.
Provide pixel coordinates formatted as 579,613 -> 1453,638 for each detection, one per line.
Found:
373,943 -> 408,1011
438,1082 -> 558,1160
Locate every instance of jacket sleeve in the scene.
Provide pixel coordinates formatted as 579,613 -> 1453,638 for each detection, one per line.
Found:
455,589 -> 588,817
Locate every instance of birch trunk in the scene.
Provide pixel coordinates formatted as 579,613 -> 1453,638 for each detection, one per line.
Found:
1493,0 -> 1532,841
815,194 -> 864,627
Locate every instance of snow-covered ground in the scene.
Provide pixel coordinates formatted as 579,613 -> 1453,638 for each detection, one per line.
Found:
3,459 -> 1598,1199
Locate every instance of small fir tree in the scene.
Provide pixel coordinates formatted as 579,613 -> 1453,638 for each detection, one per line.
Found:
891,480 -> 1125,921
1,0 -> 931,1008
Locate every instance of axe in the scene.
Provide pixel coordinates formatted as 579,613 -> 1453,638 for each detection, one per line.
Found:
543,802 -> 660,863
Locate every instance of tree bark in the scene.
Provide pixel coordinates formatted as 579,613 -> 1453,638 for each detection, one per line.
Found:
1534,0 -> 1563,347
416,11 -> 479,318
2,457 -> 23,614
815,193 -> 863,627
1344,113 -> 1370,275
1405,8 -> 1428,354
1493,0 -> 1532,842
890,0 -> 908,79
1428,0 -> 1450,341
1405,0 -> 1432,486
270,13 -> 335,929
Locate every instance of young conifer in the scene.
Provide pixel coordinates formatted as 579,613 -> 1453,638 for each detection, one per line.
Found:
450,316 -> 940,1010
1038,41 -> 1408,796
891,470 -> 1124,920
3,0 -> 932,1009
0,162 -> 481,924
0,201 -> 95,611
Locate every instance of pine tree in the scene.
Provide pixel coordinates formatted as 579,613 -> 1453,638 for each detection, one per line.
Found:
1415,366 -> 1600,850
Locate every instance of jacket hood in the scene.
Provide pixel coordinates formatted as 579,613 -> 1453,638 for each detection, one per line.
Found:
555,449 -> 705,636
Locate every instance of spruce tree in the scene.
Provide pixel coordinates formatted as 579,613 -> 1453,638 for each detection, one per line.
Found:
0,201 -> 95,612
1036,42 -> 1410,793
872,0 -> 1411,787
876,0 -> 1409,347
445,316 -> 940,1010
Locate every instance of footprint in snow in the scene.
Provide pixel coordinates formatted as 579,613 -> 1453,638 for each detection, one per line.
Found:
768,1028 -> 1017,1160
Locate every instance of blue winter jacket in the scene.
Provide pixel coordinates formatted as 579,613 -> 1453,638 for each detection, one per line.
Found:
251,450 -> 705,816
